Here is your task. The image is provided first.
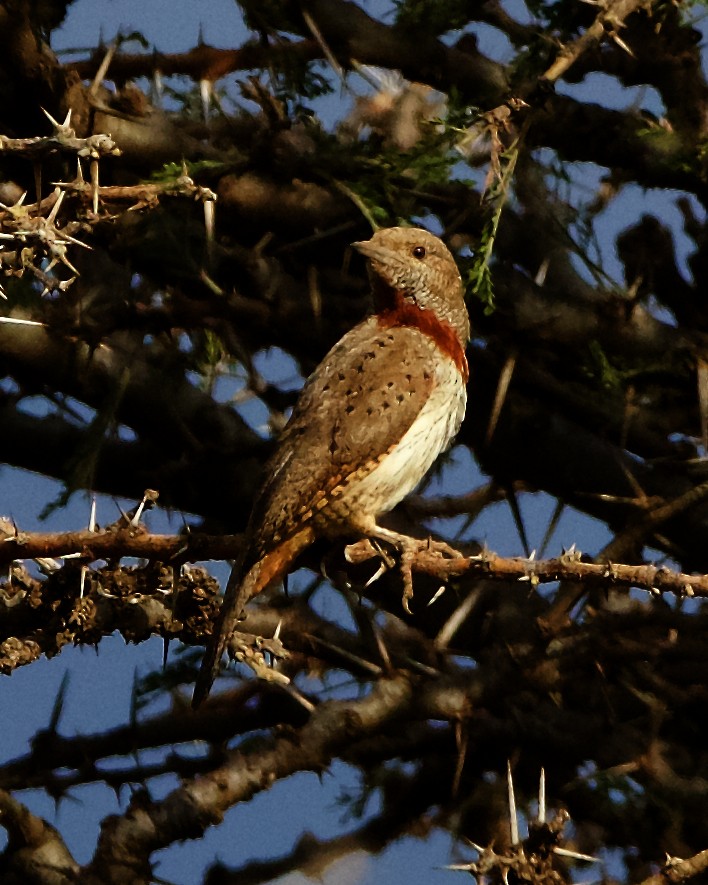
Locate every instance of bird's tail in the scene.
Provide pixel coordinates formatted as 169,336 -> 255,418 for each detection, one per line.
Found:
192,527 -> 315,708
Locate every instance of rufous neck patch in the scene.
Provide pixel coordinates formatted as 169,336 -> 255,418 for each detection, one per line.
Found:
376,295 -> 469,382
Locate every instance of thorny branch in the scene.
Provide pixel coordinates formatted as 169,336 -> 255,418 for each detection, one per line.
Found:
0,125 -> 119,161
542,0 -> 650,83
2,524 -> 708,604
640,849 -> 708,885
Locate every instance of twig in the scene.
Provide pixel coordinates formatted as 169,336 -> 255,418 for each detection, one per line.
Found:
639,848 -> 708,885
543,0 -> 648,82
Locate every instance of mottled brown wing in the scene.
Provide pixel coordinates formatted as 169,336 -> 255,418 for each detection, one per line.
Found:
244,316 -> 437,561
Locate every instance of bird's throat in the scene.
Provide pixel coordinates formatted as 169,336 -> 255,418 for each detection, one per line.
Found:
376,293 -> 469,382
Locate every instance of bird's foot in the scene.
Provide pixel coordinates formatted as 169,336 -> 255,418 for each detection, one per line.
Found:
399,537 -> 464,612
368,530 -> 462,614
229,630 -> 291,685
421,537 -> 464,561
345,530 -> 462,612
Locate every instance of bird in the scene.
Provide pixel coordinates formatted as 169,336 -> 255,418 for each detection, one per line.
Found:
192,226 -> 470,707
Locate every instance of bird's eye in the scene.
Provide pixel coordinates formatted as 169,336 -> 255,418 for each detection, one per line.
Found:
412,245 -> 426,259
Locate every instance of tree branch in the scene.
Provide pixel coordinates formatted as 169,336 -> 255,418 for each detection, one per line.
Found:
0,788 -> 78,884
542,0 -> 650,83
81,675 -> 424,883
4,524 -> 707,598
640,849 -> 708,885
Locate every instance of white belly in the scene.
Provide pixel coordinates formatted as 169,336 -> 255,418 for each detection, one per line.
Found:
341,357 -> 466,518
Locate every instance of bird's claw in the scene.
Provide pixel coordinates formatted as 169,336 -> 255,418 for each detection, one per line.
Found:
397,541 -> 416,614
425,538 -> 464,559
399,537 -> 461,614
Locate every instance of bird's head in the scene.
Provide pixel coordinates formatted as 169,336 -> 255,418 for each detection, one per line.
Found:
353,227 -> 470,345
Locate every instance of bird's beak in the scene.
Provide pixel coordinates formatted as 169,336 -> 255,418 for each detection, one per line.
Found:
352,240 -> 388,263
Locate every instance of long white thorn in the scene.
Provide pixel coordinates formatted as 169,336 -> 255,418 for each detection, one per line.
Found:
427,585 -> 447,606
46,188 -> 65,225
0,317 -> 46,327
62,233 -> 92,250
553,847 -> 600,863
365,560 -> 389,587
203,198 -> 215,245
199,78 -> 212,123
130,495 -> 148,528
91,159 -> 100,215
41,106 -> 60,129
508,761 -> 519,845
88,496 -> 97,533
